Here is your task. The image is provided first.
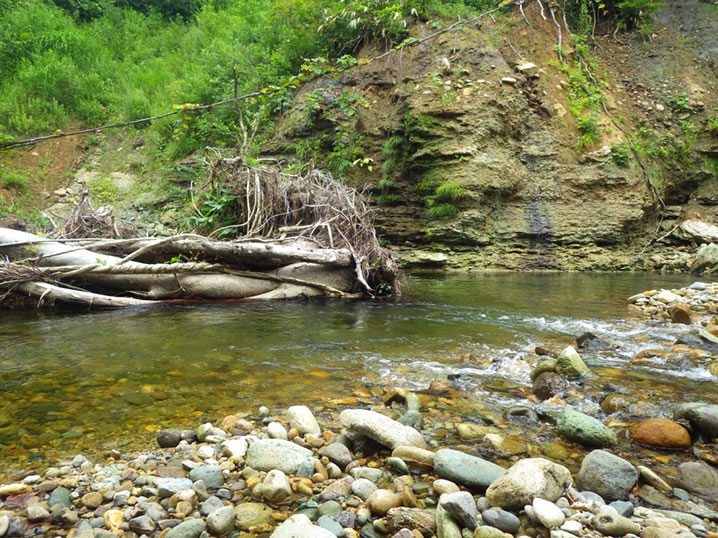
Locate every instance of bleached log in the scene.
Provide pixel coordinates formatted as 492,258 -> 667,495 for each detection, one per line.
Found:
117,237 -> 353,268
16,282 -> 155,307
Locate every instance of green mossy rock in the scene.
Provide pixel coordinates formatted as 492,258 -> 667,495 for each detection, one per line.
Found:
530,358 -> 557,381
557,408 -> 617,447
555,346 -> 591,379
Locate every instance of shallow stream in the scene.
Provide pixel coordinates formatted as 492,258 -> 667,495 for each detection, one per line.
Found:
1,272 -> 717,479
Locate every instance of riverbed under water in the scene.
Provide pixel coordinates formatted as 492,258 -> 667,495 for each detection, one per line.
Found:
1,272 -> 717,479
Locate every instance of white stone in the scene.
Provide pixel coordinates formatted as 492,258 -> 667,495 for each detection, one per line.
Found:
0,515 -> 8,536
287,406 -> 321,436
339,409 -> 426,449
501,77 -> 517,85
197,445 -> 215,459
533,498 -> 565,529
560,520 -> 583,535
270,514 -> 336,538
22,475 -> 41,484
518,62 -> 538,76
261,470 -> 292,503
655,290 -> 680,303
267,422 -> 288,440
220,438 -> 248,459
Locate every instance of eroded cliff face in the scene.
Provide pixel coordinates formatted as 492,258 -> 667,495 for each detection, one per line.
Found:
265,1 -> 718,271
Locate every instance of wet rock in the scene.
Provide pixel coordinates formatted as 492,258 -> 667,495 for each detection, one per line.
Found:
503,406 -> 539,423
631,418 -> 692,449
385,507 -> 436,536
577,450 -> 638,501
530,358 -> 557,381
674,402 -> 718,438
207,505 -> 235,535
556,408 -> 617,447
234,502 -> 274,531
439,491 -> 477,529
676,461 -> 718,500
157,429 -> 181,448
287,405 -> 321,436
593,507 -> 640,536
485,457 -> 571,510
457,423 -> 501,441
532,497 -> 564,528
670,304 -> 693,325
482,434 -> 525,457
576,332 -> 613,351
480,509 -> 520,534
367,489 -> 402,516
601,394 -> 634,414
555,346 -> 590,378
271,514 -> 338,537
103,509 -> 124,532
246,439 -> 314,475
532,372 -> 566,401
165,518 -> 207,538
339,409 -> 426,449
434,449 -> 505,490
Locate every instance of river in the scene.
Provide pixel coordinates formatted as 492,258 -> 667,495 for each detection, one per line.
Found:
1,272 -> 716,479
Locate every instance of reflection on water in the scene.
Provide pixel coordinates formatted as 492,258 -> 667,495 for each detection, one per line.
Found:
1,272 -> 716,476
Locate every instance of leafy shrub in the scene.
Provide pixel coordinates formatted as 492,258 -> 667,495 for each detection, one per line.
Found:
615,0 -> 663,32
667,93 -> 695,115
610,143 -> 630,167
708,116 -> 718,136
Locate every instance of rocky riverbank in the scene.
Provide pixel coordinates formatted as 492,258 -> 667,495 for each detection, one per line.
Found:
0,395 -> 717,538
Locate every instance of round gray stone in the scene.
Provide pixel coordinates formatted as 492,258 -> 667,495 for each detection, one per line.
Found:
577,450 -> 638,501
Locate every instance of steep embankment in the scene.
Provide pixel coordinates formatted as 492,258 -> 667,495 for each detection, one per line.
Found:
264,1 -> 718,271
2,2 -> 717,273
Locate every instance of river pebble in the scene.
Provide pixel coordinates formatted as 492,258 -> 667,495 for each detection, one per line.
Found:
0,394 -> 716,538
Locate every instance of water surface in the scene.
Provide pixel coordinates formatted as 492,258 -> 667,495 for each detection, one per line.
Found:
1,272 -> 716,477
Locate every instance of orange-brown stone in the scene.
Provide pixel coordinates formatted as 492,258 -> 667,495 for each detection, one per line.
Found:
670,304 -> 693,325
632,418 -> 691,449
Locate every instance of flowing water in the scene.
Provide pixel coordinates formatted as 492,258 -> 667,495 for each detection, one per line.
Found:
1,272 -> 717,479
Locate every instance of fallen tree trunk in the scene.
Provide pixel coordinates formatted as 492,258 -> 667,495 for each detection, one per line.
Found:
115,237 -> 354,268
0,227 -> 356,307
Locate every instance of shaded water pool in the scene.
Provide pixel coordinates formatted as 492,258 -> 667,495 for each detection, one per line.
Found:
1,272 -> 716,478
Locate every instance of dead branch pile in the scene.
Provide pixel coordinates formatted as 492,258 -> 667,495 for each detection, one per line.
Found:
199,159 -> 397,294
52,183 -> 139,240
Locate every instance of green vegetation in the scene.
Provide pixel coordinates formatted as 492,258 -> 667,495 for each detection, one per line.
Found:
1,170 -> 30,192
427,181 -> 465,219
562,37 -> 604,150
610,143 -> 630,167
